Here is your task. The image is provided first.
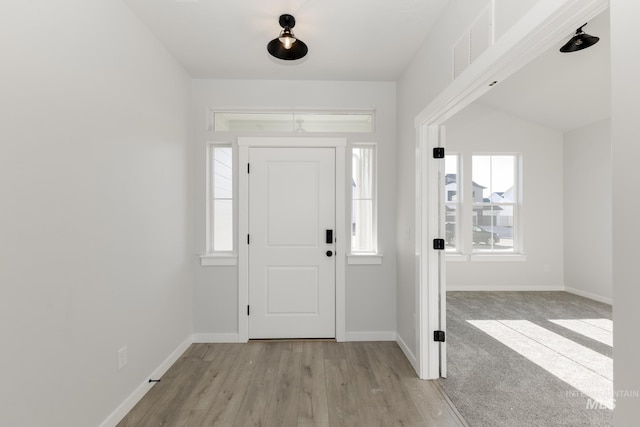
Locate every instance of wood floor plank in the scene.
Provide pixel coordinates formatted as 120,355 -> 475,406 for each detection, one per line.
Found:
323,340 -> 346,359
199,341 -> 264,426
174,409 -> 207,427
292,341 -> 304,353
232,341 -> 286,426
263,349 -> 303,427
298,341 -> 329,424
202,342 -> 224,362
136,355 -> 208,426
186,343 -> 210,360
324,358 -> 359,427
403,376 -> 465,426
343,342 -> 393,427
185,343 -> 242,411
365,342 -> 427,426
384,342 -> 467,426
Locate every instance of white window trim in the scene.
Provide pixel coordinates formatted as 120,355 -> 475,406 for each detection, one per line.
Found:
347,254 -> 383,265
350,143 -> 379,257
445,254 -> 469,262
470,254 -> 527,262
209,108 -> 376,133
200,253 -> 238,266
202,142 -> 236,266
471,152 -> 522,256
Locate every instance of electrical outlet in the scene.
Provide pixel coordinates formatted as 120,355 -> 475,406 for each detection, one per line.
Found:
118,346 -> 128,370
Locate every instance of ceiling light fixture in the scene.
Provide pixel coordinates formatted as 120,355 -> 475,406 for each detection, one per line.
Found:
267,14 -> 308,61
559,23 -> 600,53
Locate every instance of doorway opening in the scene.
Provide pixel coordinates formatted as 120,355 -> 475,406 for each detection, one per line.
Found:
416,3 -> 612,425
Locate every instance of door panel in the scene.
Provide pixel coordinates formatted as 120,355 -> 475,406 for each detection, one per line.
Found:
266,162 -> 319,247
249,147 -> 335,339
266,267 -> 319,314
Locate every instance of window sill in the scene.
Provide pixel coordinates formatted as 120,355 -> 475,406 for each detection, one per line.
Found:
200,254 -> 238,266
445,254 -> 469,262
447,253 -> 527,262
347,254 -> 383,265
471,253 -> 527,262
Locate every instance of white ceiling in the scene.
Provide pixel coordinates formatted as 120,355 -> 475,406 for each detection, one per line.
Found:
123,0 -> 448,81
477,9 -> 610,132
123,1 -> 610,132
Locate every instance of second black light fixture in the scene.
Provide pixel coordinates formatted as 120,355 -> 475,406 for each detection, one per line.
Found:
560,23 -> 600,53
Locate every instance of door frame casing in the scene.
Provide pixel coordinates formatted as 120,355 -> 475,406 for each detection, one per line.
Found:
413,0 -> 609,379
238,137 -> 347,342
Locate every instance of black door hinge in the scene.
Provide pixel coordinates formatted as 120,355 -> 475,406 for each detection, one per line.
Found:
434,330 -> 445,342
247,234 -> 250,244
433,238 -> 445,250
433,147 -> 445,159
247,305 -> 250,316
247,163 -> 250,173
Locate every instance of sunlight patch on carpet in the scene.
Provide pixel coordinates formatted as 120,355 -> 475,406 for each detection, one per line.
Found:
468,319 -> 613,409
549,319 -> 612,346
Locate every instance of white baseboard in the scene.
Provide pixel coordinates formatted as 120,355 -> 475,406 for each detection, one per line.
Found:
565,287 -> 612,305
345,331 -> 396,341
395,333 -> 418,375
446,285 -> 564,292
99,336 -> 192,427
193,333 -> 240,343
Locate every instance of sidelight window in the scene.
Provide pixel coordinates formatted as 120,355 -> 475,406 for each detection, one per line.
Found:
208,144 -> 233,253
351,144 -> 377,254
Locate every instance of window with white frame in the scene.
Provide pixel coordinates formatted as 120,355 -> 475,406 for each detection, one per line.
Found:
471,154 -> 518,253
208,144 -> 233,253
213,111 -> 374,133
351,145 -> 376,253
445,154 -> 461,252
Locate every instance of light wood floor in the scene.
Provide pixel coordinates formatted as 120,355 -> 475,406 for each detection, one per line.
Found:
117,341 -> 466,427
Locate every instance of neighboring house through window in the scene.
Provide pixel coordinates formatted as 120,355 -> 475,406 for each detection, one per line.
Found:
471,154 -> 518,253
445,154 -> 461,252
445,153 -> 521,256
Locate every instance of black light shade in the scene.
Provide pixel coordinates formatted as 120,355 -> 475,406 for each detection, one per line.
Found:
560,23 -> 600,53
267,14 -> 308,61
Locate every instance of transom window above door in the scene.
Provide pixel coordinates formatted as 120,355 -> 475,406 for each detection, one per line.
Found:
213,111 -> 374,133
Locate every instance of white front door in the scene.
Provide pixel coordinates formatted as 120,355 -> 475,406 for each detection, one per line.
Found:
248,147 -> 336,339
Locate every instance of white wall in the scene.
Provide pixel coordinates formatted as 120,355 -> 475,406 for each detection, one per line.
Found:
0,2 -> 192,426
191,79 -> 397,339
493,0 -> 537,40
564,120 -> 612,303
396,0 -> 543,361
444,103 -> 565,290
611,1 -> 640,422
